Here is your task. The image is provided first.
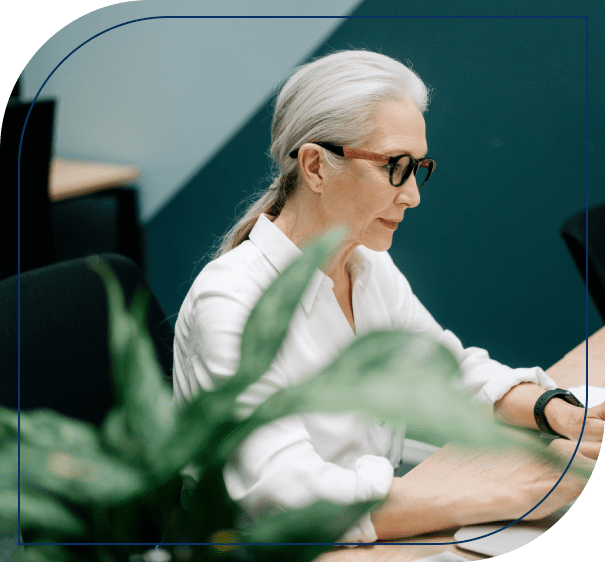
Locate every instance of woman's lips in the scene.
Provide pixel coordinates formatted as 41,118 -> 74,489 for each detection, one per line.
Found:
378,218 -> 399,230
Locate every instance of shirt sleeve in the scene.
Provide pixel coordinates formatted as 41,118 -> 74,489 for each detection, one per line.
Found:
382,252 -> 558,404
173,272 -> 392,544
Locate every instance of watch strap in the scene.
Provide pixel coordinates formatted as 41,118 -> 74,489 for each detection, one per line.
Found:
534,388 -> 584,438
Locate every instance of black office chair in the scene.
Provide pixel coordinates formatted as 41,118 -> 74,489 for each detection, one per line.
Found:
561,202 -> 605,323
1,89 -> 146,281
0,253 -> 173,425
52,186 -> 146,272
1,98 -> 57,280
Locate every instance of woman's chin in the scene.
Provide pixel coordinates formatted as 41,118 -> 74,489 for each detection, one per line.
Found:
363,233 -> 394,252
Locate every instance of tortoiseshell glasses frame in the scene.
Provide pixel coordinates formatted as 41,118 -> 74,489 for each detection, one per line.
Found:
289,141 -> 436,188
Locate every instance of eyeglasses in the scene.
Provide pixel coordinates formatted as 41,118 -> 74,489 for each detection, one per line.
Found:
289,141 -> 436,188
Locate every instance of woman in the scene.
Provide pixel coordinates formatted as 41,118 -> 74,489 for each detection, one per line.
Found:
172,50 -> 603,542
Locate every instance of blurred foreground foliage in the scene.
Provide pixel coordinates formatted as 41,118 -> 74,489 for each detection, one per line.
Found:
0,227 -> 576,562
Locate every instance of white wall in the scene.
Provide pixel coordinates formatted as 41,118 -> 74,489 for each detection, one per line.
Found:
16,0 -> 362,220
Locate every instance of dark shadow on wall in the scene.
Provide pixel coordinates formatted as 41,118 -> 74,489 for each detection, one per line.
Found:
147,0 -> 604,371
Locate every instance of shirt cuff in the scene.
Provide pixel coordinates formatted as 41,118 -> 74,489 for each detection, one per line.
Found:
337,455 -> 393,545
338,511 -> 378,544
475,367 -> 558,404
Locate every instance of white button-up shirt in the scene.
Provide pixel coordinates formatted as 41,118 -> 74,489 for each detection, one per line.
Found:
172,214 -> 557,542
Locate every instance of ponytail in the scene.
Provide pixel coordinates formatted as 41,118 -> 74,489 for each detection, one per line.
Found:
211,168 -> 298,259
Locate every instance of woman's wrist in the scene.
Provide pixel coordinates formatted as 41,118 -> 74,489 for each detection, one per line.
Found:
543,397 -> 584,439
447,480 -> 516,528
372,476 -> 515,539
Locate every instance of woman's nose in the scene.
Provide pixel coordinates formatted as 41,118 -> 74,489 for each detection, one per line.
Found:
394,176 -> 421,208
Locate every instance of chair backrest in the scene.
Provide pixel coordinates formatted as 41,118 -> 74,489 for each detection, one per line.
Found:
52,186 -> 145,271
0,99 -> 57,280
561,202 -> 605,323
0,253 -> 174,426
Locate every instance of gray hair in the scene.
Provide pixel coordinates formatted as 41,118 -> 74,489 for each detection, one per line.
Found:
213,50 -> 430,258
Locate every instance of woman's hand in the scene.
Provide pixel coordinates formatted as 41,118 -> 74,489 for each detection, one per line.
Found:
493,383 -> 603,460
371,439 -> 595,541
513,438 -> 595,520
547,400 -> 604,459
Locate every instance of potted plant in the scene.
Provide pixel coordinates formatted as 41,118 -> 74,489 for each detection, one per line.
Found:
0,228 -> 583,562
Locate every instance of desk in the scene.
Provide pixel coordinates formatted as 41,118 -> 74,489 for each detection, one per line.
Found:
316,327 -> 605,562
48,158 -> 140,202
47,157 -> 144,269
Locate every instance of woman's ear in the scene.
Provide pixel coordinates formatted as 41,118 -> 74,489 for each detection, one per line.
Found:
298,143 -> 326,194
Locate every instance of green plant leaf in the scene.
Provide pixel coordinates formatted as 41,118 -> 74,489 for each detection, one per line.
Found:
88,258 -> 178,476
99,409 -> 142,466
4,441 -> 149,506
165,227 -> 347,470
0,489 -> 87,538
126,284 -> 177,454
242,500 -> 378,560
12,544 -> 77,562
0,409 -> 151,509
0,408 -> 102,455
220,225 -> 347,397
154,397 -> 217,476
218,330 -> 510,461
180,464 -> 240,543
86,257 -> 132,407
126,284 -> 176,434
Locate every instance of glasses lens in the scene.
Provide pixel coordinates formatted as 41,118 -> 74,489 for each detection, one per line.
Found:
415,161 -> 431,187
391,156 -> 412,186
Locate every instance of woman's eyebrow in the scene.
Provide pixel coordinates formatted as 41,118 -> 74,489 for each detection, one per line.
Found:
381,144 -> 427,157
388,150 -> 428,158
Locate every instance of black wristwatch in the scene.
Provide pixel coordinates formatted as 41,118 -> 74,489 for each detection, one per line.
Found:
533,388 -> 585,438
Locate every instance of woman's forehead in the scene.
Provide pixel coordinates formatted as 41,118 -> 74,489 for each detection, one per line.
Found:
370,98 -> 427,156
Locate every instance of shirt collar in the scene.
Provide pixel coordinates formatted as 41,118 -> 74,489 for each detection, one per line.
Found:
248,214 -> 372,313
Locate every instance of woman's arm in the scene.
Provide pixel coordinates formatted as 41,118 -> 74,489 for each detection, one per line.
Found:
379,251 -> 558,403
380,252 -> 602,444
372,437 -> 595,540
493,381 -> 574,432
494,382 -> 604,459
371,476 -> 507,539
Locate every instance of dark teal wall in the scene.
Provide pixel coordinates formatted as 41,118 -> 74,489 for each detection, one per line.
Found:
148,1 -> 604,371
